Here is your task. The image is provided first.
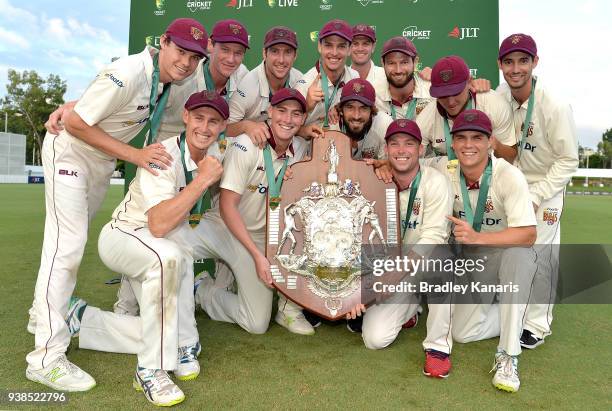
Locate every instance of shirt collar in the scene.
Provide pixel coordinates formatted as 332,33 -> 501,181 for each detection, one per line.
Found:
315,60 -> 347,89
436,91 -> 477,119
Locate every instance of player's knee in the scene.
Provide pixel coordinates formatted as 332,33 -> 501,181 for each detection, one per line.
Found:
244,319 -> 269,335
156,245 -> 185,273
362,329 -> 394,350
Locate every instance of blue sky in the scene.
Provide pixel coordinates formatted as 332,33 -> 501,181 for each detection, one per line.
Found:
0,0 -> 609,149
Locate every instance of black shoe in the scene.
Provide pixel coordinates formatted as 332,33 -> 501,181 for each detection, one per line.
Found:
346,317 -> 363,333
520,329 -> 544,349
303,311 -> 322,328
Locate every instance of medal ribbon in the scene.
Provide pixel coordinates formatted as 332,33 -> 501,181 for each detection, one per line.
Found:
203,61 -> 229,143
142,53 -> 172,146
443,96 -> 474,160
401,169 -> 422,241
263,145 -> 288,207
517,77 -> 537,161
390,98 -> 418,121
320,60 -> 343,128
179,132 -> 210,226
459,157 -> 492,232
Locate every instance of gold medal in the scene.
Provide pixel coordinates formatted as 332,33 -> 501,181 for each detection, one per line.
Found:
219,139 -> 227,153
447,159 -> 459,175
269,196 -> 281,210
189,213 -> 202,228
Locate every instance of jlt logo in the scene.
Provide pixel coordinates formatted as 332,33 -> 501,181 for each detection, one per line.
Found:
226,0 -> 253,8
448,26 -> 480,39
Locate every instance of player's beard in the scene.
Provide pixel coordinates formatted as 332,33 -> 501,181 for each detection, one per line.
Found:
387,72 -> 414,89
342,116 -> 373,142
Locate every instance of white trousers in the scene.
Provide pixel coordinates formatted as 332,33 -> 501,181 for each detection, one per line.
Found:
27,133 -> 115,370
524,191 -> 563,339
79,222 -> 198,370
446,247 -> 537,356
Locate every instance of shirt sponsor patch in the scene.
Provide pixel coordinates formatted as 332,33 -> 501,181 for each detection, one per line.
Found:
104,72 -> 125,88
231,142 -> 248,152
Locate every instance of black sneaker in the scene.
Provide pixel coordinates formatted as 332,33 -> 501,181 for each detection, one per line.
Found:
520,329 -> 544,349
346,317 -> 363,333
303,311 -> 322,328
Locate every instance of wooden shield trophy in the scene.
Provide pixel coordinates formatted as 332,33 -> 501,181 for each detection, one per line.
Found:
265,131 -> 400,320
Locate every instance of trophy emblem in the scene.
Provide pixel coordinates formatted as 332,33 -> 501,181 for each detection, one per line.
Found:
266,131 -> 400,319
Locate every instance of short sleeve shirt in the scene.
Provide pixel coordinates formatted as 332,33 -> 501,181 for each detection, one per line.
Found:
71,46 -> 158,159
417,91 -> 516,156
229,62 -> 303,124
219,134 -> 309,233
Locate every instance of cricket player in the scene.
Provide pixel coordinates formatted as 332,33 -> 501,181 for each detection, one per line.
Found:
295,19 -> 359,128
158,19 -> 250,139
417,56 -> 517,167
25,18 -> 208,392
226,26 -> 303,141
357,119 -> 453,350
497,34 -> 578,348
375,36 -> 433,121
350,24 -> 386,92
65,91 -> 227,406
426,109 -> 537,392
189,88 -> 313,335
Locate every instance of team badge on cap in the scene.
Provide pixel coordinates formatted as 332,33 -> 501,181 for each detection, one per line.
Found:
398,120 -> 407,128
353,82 -> 363,94
440,70 -> 453,83
191,27 -> 204,41
464,113 -> 477,122
229,23 -> 242,34
511,35 -> 522,44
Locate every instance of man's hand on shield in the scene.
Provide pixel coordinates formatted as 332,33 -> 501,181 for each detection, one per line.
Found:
346,304 -> 366,320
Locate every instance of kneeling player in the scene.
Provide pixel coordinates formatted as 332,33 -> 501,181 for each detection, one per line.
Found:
427,110 -> 537,392
66,91 -> 227,406
193,88 -> 315,335
357,120 -> 453,349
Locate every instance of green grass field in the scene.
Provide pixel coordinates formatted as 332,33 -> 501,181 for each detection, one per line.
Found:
0,185 -> 610,410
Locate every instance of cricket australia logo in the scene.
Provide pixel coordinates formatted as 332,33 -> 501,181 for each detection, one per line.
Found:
543,208 -> 558,225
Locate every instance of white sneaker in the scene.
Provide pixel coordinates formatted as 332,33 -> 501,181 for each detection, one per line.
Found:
26,355 -> 96,392
133,367 -> 185,407
491,351 -> 520,393
66,297 -> 87,337
275,310 -> 315,335
175,342 -> 201,381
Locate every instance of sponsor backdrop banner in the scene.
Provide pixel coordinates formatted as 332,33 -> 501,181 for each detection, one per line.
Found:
129,0 -> 499,82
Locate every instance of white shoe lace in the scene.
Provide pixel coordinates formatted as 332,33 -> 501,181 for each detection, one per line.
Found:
490,352 -> 518,380
56,356 -> 80,375
142,370 -> 176,395
178,344 -> 199,364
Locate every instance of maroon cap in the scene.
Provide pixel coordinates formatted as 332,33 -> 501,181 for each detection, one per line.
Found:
270,88 -> 307,112
319,19 -> 352,43
264,26 -> 298,49
184,90 -> 230,120
352,24 -> 376,42
211,19 -> 249,49
381,36 -> 417,58
340,78 -> 376,107
165,18 -> 208,56
430,55 -> 470,98
498,33 -> 537,59
451,109 -> 492,137
385,119 -> 422,143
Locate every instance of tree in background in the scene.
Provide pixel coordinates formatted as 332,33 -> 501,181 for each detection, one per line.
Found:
597,128 -> 612,169
1,69 -> 66,165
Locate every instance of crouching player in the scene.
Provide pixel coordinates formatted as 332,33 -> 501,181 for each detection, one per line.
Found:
427,109 -> 537,392
357,119 -> 453,350
65,91 -> 228,406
